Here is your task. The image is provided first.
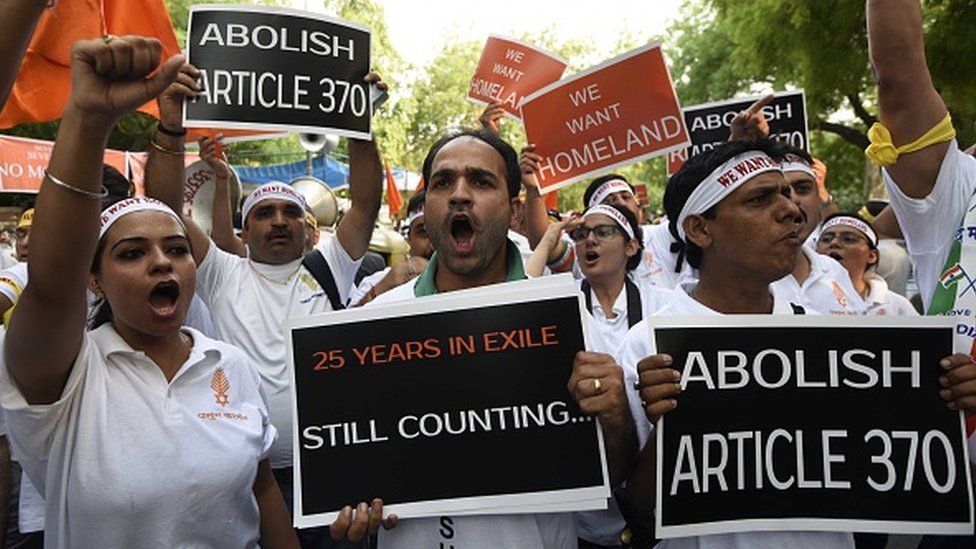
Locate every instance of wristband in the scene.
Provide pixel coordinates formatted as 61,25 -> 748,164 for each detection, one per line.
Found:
157,122 -> 187,137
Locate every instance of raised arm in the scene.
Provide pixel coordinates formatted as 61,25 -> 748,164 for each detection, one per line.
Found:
143,64 -> 211,265
520,145 -> 574,270
868,0 -> 950,198
0,0 -> 47,111
199,135 -> 246,257
334,74 -> 386,260
6,37 -> 183,404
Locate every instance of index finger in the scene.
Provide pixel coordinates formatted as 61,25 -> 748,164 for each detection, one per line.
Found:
637,354 -> 673,373
745,93 -> 775,116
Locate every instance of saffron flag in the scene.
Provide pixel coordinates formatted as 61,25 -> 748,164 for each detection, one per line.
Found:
385,161 -> 403,219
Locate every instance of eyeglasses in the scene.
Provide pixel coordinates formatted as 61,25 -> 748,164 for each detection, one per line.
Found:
817,231 -> 866,246
569,224 -> 622,243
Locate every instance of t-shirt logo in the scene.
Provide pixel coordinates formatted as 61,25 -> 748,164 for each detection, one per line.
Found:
831,280 -> 849,307
210,367 -> 230,408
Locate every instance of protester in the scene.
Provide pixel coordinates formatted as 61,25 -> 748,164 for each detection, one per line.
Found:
350,190 -> 431,306
867,4 -> 976,546
143,58 -> 392,547
0,35 -> 298,549
815,213 -> 917,316
368,128 -> 639,548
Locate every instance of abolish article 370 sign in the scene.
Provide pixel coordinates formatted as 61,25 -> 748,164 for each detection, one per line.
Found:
651,316 -> 973,538
286,276 -> 609,527
184,5 -> 372,139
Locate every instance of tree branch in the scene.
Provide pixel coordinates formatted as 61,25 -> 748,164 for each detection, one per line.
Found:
846,92 -> 878,128
814,120 -> 870,150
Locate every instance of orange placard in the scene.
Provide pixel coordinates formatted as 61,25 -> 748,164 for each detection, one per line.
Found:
468,35 -> 567,119
520,43 -> 689,194
0,135 -> 128,192
633,182 -> 650,207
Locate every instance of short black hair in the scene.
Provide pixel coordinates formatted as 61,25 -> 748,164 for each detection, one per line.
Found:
778,144 -> 813,165
102,164 -> 134,205
582,174 -> 633,208
407,189 -> 425,216
421,129 -> 521,198
664,139 -> 787,270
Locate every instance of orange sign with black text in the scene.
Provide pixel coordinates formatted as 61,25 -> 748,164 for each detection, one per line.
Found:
520,43 -> 689,194
468,36 -> 567,119
0,135 -> 128,192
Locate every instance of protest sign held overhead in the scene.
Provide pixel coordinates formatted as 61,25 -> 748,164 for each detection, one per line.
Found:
467,35 -> 567,119
520,43 -> 689,194
286,275 -> 609,527
185,5 -> 372,139
667,91 -> 809,175
651,316 -> 973,539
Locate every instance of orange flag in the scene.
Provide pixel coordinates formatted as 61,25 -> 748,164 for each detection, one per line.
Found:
385,161 -> 403,220
414,177 -> 425,192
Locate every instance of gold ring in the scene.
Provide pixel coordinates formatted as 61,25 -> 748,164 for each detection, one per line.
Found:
102,34 -> 115,44
593,378 -> 602,394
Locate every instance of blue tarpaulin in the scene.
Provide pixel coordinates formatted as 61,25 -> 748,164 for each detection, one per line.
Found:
233,155 -> 350,189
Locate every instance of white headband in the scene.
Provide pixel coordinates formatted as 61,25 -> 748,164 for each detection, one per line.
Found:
780,153 -> 816,179
406,207 -> 425,229
241,182 -> 307,222
99,197 -> 185,239
822,215 -> 877,246
582,204 -> 636,240
588,179 -> 634,208
676,151 -> 783,241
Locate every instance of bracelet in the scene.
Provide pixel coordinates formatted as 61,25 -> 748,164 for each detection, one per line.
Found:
44,170 -> 108,200
150,139 -> 184,156
156,122 -> 187,137
546,239 -> 574,270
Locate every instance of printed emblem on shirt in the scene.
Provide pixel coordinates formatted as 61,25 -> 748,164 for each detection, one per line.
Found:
210,367 -> 230,407
830,280 -> 849,307
940,263 -> 967,289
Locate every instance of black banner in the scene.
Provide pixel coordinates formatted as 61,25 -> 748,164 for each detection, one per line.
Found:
185,6 -> 371,138
666,91 -> 808,175
653,317 -> 973,537
288,280 -> 607,526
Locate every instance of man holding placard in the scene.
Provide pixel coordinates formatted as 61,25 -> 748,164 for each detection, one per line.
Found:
612,138 -> 976,546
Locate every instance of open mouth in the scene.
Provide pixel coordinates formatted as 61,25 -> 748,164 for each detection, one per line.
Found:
583,250 -> 600,265
828,252 -> 843,261
450,215 -> 475,254
148,280 -> 181,317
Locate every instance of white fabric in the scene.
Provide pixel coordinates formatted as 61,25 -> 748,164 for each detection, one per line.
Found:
582,205 -> 635,240
241,182 -> 306,222
98,196 -> 183,239
578,278 -> 674,356
588,179 -> 634,208
882,140 -> 976,461
405,209 -> 424,228
770,245 -> 866,315
780,153 -> 816,179
368,286 -> 576,549
822,216 -> 878,247
676,152 -> 783,241
348,267 -> 390,306
18,472 -> 44,533
862,272 -> 918,316
0,246 -> 16,270
0,325 -> 275,549
0,262 -> 28,304
509,229 -> 536,267
616,283 -> 853,549
197,235 -> 360,468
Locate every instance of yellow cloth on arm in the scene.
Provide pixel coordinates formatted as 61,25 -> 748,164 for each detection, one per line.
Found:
865,114 -> 956,167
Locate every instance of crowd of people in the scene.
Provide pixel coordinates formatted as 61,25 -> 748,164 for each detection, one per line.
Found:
0,0 -> 973,548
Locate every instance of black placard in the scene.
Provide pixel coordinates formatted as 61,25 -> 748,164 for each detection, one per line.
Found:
652,317 -> 973,538
185,6 -> 371,138
287,279 -> 608,526
666,91 -> 808,175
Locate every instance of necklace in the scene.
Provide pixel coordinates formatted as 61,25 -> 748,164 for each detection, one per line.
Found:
248,259 -> 302,285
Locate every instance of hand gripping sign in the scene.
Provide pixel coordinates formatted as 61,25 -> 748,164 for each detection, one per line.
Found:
467,35 -> 567,119
520,43 -> 689,194
185,5 -> 373,139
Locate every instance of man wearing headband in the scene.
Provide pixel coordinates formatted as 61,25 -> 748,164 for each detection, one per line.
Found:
350,191 -> 433,306
816,213 -> 917,316
145,68 -> 387,545
610,139 -> 858,548
867,1 -> 976,519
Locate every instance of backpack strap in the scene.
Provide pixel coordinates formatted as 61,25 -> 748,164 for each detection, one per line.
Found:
581,278 -> 643,328
302,250 -> 346,311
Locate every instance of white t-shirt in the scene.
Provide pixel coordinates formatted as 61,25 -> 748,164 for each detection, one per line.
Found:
197,235 -> 360,468
862,272 -> 918,316
0,325 -> 275,549
578,277 -> 674,356
616,283 -> 853,549
0,261 -> 28,305
348,267 -> 390,306
18,472 -> 44,533
770,245 -> 866,316
368,283 -> 577,549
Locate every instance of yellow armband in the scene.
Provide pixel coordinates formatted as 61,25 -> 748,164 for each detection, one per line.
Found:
865,114 -> 956,167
